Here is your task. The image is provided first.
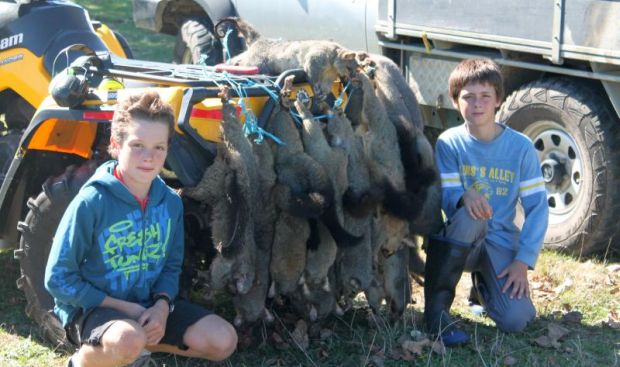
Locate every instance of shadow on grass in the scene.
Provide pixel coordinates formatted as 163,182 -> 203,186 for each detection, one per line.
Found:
0,250 -> 57,348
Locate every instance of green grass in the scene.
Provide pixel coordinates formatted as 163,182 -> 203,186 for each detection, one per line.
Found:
2,248 -> 619,367
73,0 -> 175,62
2,1 -> 620,366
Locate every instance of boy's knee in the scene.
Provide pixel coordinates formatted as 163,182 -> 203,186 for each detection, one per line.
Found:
186,315 -> 238,361
494,306 -> 535,333
445,208 -> 487,244
104,320 -> 147,362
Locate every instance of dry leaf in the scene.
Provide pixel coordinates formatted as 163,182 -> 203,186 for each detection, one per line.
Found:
562,311 -> 583,324
503,356 -> 518,366
532,335 -> 558,349
430,340 -> 446,355
401,339 -> 427,356
553,277 -> 573,295
611,287 -> 620,295
532,323 -> 570,349
606,264 -> 620,273
291,319 -> 309,350
602,310 -> 620,329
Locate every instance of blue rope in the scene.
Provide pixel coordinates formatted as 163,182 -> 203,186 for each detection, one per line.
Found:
333,80 -> 351,111
222,28 -> 234,64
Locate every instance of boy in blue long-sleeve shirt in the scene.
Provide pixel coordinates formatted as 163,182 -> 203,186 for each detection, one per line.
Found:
45,91 -> 237,367
424,58 -> 549,346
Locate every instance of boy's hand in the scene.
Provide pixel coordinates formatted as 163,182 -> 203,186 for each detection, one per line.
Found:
138,301 -> 169,346
462,188 -> 493,220
498,260 -> 529,299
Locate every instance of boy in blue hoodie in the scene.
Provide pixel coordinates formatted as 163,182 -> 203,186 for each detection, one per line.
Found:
45,91 -> 237,367
424,58 -> 548,346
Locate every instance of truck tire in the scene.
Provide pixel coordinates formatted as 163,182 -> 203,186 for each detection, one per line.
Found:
497,78 -> 620,256
174,18 -> 222,65
0,131 -> 20,188
13,160 -> 98,346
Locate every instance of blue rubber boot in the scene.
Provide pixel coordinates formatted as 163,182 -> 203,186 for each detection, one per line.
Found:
424,235 -> 471,347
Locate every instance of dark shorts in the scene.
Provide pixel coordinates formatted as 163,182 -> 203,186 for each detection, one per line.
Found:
65,300 -> 212,350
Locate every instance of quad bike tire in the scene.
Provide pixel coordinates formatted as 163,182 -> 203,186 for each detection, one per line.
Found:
497,78 -> 620,256
112,30 -> 134,59
0,131 -> 20,188
13,160 -> 98,346
174,18 -> 222,65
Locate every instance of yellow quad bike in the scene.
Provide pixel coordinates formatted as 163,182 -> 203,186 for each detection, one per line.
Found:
0,0 -> 131,189
0,46 -> 348,346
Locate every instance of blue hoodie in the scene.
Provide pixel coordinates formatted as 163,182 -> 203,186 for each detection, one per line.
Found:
45,160 -> 184,327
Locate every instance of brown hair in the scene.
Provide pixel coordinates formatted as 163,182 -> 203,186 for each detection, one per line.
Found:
108,90 -> 175,158
448,58 -> 504,103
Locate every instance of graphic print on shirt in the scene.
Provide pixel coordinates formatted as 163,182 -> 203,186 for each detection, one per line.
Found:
97,204 -> 171,291
460,163 -> 516,199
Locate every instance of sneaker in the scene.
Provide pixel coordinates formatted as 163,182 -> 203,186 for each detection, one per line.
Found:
127,350 -> 158,367
440,328 -> 470,347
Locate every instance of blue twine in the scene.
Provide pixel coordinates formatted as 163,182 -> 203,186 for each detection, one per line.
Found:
222,28 -> 234,64
333,80 -> 351,110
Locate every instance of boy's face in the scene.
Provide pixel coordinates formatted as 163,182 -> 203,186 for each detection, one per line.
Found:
112,118 -> 169,191
453,82 -> 501,128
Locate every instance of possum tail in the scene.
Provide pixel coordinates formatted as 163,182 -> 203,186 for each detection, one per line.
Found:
321,204 -> 363,247
342,185 -> 384,218
396,124 -> 438,194
381,178 -> 428,221
219,170 -> 250,258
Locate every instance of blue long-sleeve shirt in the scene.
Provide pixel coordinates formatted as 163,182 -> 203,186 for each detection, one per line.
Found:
45,160 -> 184,326
436,124 -> 549,268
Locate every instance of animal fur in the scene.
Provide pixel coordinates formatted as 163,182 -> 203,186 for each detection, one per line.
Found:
233,141 -> 277,325
224,16 -> 362,100
294,98 -> 363,247
185,102 -> 258,294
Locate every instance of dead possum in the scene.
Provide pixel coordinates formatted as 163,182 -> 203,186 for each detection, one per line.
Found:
294,97 -> 363,247
266,109 -> 332,218
222,16 -> 362,100
365,244 -> 411,323
185,101 -> 258,294
354,72 -> 428,223
370,55 -> 439,224
233,141 -> 277,326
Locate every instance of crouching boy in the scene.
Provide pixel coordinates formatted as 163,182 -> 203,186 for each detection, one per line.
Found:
45,91 -> 238,366
424,58 -> 549,346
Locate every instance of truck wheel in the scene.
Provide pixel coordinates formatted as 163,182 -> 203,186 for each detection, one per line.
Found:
13,161 -> 98,346
498,78 -> 620,256
174,18 -> 222,65
0,131 -> 20,188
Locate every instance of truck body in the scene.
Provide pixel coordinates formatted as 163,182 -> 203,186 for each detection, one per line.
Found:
132,0 -> 620,255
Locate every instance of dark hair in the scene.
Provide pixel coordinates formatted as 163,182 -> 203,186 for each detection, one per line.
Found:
108,91 -> 175,158
448,58 -> 504,103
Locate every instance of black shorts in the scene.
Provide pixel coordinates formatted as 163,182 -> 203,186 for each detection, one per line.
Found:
65,300 -> 212,350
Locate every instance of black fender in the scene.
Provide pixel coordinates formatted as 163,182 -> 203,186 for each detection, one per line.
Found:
0,107 -> 108,249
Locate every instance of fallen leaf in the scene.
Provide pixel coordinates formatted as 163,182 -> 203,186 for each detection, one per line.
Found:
532,335 -> 558,349
532,323 -> 570,349
291,320 -> 309,350
430,340 -> 446,355
319,329 -> 333,341
503,356 -> 518,366
553,277 -> 573,295
606,264 -> 620,273
602,310 -> 620,329
402,339 -> 426,356
548,323 -> 570,341
562,311 -> 583,324
611,287 -> 620,295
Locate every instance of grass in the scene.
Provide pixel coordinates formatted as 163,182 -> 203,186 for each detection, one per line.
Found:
2,1 -> 619,366
2,248 -> 619,367
73,0 -> 175,62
